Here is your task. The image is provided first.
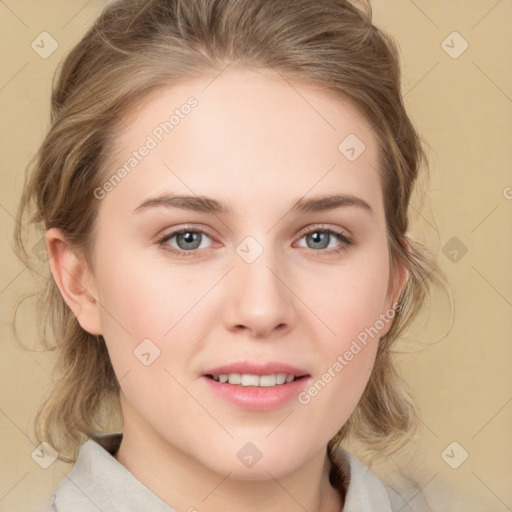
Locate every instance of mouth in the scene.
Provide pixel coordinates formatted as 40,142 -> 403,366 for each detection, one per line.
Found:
201,361 -> 310,410
204,373 -> 308,387
202,361 -> 310,387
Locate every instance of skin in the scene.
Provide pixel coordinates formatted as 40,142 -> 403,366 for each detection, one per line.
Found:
47,66 -> 407,512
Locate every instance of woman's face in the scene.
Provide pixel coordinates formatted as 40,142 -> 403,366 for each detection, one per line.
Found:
85,67 -> 403,478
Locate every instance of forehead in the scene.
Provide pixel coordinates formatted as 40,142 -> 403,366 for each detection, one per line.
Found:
102,66 -> 383,217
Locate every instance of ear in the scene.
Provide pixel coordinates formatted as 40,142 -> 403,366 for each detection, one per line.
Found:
387,259 -> 409,307
45,227 -> 102,335
380,239 -> 410,337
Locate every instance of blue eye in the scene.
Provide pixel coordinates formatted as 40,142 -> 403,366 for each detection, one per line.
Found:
295,227 -> 353,256
158,227 -> 213,257
157,225 -> 353,258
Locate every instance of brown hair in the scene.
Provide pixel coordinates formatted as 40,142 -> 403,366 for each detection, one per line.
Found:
14,0 -> 445,468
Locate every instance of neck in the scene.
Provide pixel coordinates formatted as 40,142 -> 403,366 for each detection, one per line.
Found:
115,408 -> 344,512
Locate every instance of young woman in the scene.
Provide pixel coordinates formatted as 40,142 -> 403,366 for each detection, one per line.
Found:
15,0 -> 444,510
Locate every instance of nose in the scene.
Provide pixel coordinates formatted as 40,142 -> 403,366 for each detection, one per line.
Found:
222,246 -> 296,339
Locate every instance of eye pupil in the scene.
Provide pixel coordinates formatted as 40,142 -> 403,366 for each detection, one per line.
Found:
178,231 -> 201,249
161,227 -> 347,257
308,231 -> 329,249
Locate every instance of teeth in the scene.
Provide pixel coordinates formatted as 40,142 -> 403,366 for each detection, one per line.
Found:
211,373 -> 297,387
241,374 -> 259,386
276,373 -> 287,385
259,374 -> 277,387
227,373 -> 241,385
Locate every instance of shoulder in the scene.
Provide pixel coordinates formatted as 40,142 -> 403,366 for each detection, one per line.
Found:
38,433 -> 123,512
332,446 -> 397,511
369,458 -> 488,512
44,432 -> 175,512
387,475 -> 491,512
331,447 -> 463,512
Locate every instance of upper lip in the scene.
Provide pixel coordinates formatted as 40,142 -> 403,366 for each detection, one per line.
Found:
203,361 -> 309,377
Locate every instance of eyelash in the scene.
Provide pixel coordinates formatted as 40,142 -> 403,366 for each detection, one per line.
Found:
156,224 -> 353,259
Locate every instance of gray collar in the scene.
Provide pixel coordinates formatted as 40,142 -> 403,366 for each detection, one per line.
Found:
48,432 -> 393,511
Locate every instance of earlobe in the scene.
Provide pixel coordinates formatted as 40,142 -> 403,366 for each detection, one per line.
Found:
45,228 -> 103,335
391,260 -> 409,306
387,236 -> 411,304
380,244 -> 410,339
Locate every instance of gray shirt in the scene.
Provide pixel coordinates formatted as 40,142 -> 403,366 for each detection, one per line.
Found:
39,432 -> 416,511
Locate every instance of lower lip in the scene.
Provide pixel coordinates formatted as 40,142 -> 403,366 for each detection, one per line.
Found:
202,376 -> 310,411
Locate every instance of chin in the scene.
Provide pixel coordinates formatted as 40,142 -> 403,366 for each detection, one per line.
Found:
212,456 -> 301,481
195,437 -> 311,481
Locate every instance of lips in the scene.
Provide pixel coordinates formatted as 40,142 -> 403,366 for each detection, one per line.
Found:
202,361 -> 311,410
203,361 -> 309,379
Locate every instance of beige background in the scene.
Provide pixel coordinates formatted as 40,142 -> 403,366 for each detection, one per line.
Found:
1,1 -> 511,511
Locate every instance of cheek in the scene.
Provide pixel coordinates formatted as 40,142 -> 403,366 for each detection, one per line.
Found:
297,248 -> 390,411
95,247 -> 194,336
307,250 -> 391,346
93,246 -> 213,382
93,259 -> 198,424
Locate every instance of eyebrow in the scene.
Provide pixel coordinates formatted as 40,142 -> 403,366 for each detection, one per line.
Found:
133,193 -> 373,216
